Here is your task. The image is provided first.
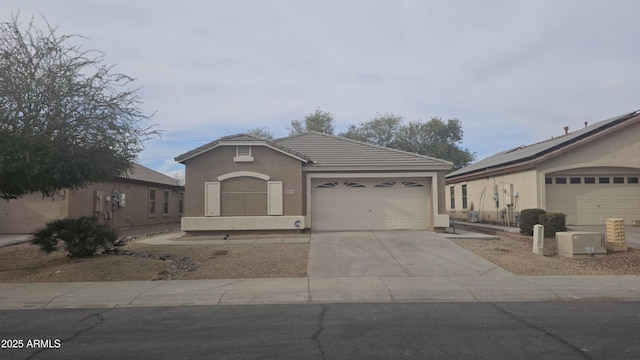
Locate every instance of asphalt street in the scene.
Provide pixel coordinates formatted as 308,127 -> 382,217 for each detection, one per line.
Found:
1,302 -> 639,360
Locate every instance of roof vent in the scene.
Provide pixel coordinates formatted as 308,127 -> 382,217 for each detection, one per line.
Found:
564,126 -> 569,135
584,121 -> 588,128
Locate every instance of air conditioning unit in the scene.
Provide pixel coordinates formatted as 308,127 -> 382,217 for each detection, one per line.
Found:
556,232 -> 606,258
467,211 -> 480,223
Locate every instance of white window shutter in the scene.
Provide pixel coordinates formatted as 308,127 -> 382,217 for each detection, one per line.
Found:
205,182 -> 220,216
268,181 -> 283,215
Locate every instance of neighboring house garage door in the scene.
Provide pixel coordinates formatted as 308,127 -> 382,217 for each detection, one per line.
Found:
311,178 -> 430,230
0,193 -> 68,234
546,175 -> 640,225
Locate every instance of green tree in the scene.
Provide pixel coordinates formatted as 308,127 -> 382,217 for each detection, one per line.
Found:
339,112 -> 403,148
289,109 -> 335,135
394,117 -> 475,170
341,114 -> 475,170
0,15 -> 157,200
246,127 -> 274,140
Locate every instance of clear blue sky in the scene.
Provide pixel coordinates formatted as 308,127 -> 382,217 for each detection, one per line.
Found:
3,1 -> 639,178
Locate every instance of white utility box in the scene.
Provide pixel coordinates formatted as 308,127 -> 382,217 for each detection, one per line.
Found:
556,232 -> 606,258
533,224 -> 544,255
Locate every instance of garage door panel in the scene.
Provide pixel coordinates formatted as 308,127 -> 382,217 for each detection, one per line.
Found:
311,178 -> 429,231
547,175 -> 640,225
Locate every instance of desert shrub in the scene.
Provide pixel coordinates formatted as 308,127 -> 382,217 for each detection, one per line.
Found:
540,212 -> 567,238
519,208 -> 547,235
31,217 -> 120,257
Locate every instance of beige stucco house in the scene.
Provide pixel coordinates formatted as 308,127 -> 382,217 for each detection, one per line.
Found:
175,132 -> 453,233
0,163 -> 184,234
445,110 -> 640,226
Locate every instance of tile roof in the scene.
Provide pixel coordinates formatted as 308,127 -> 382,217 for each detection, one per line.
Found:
120,163 -> 181,187
275,132 -> 453,170
446,109 -> 640,179
174,133 -> 310,163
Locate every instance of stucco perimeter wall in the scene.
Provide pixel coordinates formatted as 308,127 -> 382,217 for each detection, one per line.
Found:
68,181 -> 182,228
448,169 -> 539,223
538,121 -> 640,176
183,146 -> 303,217
182,216 -> 305,231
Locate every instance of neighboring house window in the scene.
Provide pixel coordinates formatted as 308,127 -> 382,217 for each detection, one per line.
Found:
461,185 -> 468,209
149,188 -> 157,216
178,192 -> 184,215
163,190 -> 170,216
450,186 -> 455,209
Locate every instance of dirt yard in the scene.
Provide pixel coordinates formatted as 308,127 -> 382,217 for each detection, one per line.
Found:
0,232 -> 309,283
452,234 -> 640,276
1,229 -> 639,282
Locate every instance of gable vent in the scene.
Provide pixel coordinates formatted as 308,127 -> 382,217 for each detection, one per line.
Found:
234,146 -> 254,162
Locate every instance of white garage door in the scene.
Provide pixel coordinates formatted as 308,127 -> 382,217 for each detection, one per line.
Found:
546,175 -> 640,225
311,178 -> 430,230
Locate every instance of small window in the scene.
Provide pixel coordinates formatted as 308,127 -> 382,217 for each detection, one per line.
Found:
163,190 -> 170,215
149,189 -> 157,216
570,177 -> 581,184
316,182 -> 338,189
461,184 -> 468,209
178,192 -> 184,214
545,178 -> 552,185
374,181 -> 396,188
402,181 -> 425,188
450,186 -> 455,210
344,181 -> 366,188
584,177 -> 596,184
599,177 -> 610,184
613,177 -> 625,184
555,177 -> 567,184
629,177 -> 639,184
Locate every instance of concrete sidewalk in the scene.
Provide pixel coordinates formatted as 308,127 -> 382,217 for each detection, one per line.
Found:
1,275 -> 638,309
1,230 -> 639,309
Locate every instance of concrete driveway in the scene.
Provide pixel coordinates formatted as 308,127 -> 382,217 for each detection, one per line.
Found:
308,230 -> 512,278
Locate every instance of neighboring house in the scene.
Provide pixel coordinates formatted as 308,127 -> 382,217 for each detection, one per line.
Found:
175,132 -> 453,233
0,163 -> 184,234
445,110 -> 640,226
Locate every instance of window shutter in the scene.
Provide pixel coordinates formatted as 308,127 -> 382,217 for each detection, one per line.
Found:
267,181 -> 283,215
205,182 -> 220,216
